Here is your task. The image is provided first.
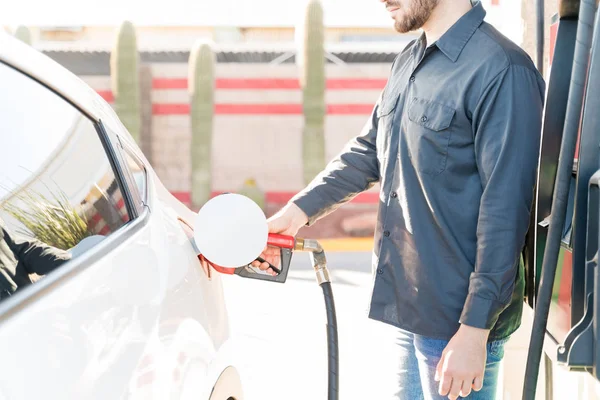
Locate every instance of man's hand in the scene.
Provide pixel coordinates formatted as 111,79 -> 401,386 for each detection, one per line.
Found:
435,325 -> 489,399
250,202 -> 308,275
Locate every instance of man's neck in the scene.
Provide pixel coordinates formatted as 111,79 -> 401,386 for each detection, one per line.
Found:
422,0 -> 474,44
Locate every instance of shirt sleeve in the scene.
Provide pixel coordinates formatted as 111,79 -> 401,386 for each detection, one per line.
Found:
459,65 -> 545,330
291,95 -> 381,226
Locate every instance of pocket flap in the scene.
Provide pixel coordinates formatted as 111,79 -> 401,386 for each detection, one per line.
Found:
377,94 -> 400,117
408,98 -> 455,131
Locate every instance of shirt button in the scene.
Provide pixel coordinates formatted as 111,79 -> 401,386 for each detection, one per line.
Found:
391,192 -> 397,198
377,269 -> 384,275
384,230 -> 390,237
410,76 -> 416,82
421,116 -> 428,122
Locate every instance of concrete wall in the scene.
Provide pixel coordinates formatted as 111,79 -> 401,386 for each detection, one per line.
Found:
81,62 -> 388,213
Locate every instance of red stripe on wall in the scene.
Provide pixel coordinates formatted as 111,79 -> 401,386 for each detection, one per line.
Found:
152,103 -> 373,115
152,78 -> 387,90
153,78 -> 187,89
172,191 -> 379,205
217,78 -> 299,89
172,192 -> 191,204
217,104 -> 303,115
153,104 -> 190,115
265,191 -> 379,204
328,104 -> 374,115
327,79 -> 387,90
97,90 -> 114,103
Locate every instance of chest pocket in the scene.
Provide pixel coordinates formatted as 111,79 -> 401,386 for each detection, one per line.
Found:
405,97 -> 455,177
376,95 -> 400,163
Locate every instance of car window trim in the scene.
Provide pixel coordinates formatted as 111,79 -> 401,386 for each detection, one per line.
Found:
0,60 -> 98,123
116,136 -> 149,210
0,60 -> 138,221
0,206 -> 151,324
96,121 -> 139,220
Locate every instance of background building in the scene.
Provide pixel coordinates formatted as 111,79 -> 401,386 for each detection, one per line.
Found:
4,0 -> 519,52
2,0 -> 537,237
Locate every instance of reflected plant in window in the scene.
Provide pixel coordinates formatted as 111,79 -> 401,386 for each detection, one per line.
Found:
1,185 -> 91,251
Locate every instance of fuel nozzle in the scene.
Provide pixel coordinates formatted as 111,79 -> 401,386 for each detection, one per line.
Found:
294,238 -> 330,285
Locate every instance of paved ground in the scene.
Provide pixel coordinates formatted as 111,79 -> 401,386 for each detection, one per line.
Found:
221,251 -> 405,400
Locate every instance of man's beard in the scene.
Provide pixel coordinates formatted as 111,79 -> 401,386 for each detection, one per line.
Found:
388,0 -> 440,33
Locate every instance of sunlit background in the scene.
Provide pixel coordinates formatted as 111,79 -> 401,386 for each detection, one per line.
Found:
0,2 -> 573,400
0,0 -> 539,241
2,1 -> 521,51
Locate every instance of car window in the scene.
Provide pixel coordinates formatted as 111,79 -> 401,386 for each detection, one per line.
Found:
0,62 -> 131,292
121,145 -> 147,206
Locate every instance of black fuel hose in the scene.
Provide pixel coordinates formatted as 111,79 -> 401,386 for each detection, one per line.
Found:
301,241 -> 339,400
320,281 -> 339,400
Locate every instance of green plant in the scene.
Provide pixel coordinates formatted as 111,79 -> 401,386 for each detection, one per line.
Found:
14,25 -> 32,45
189,40 -> 215,208
110,21 -> 141,143
2,187 -> 90,251
298,0 -> 326,185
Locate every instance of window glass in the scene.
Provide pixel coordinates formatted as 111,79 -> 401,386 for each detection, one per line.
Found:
0,62 -> 130,295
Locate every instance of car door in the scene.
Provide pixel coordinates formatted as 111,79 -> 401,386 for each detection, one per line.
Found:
0,59 -> 169,400
109,131 -> 239,400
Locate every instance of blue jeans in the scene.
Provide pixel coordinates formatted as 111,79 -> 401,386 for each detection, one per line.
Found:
395,329 -> 507,399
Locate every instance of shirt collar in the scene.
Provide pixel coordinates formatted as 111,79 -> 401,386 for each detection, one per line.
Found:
433,1 -> 486,62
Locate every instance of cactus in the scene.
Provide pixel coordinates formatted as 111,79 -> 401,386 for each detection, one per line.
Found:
189,40 -> 215,208
110,21 -> 141,144
237,178 -> 266,212
14,25 -> 32,45
298,0 -> 326,185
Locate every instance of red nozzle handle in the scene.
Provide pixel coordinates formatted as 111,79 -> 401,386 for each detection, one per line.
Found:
267,233 -> 295,249
199,234 -> 295,276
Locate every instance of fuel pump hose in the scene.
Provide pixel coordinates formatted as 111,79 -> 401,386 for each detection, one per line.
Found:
320,281 -> 339,400
297,239 -> 339,400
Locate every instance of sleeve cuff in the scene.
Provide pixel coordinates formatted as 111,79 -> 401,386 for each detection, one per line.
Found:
291,191 -> 328,227
459,294 -> 507,330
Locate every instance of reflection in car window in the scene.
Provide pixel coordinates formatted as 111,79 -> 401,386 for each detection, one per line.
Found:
0,62 -> 131,295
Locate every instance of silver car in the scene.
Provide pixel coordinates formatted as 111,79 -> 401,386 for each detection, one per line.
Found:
0,32 -> 243,399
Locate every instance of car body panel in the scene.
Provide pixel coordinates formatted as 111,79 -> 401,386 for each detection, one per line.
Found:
0,32 -> 241,399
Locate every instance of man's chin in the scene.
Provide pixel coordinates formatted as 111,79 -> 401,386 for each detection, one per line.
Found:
394,21 -> 413,34
394,17 -> 423,34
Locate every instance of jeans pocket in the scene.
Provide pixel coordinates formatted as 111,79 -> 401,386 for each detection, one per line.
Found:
487,338 -> 508,363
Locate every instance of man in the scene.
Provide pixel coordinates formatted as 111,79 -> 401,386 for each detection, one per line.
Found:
0,217 -> 71,299
252,0 -> 544,398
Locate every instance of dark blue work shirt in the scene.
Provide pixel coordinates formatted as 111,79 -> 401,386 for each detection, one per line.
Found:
293,2 -> 545,340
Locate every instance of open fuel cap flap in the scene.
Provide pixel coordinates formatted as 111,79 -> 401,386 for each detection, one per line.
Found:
193,193 -> 294,283
193,193 -> 269,268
